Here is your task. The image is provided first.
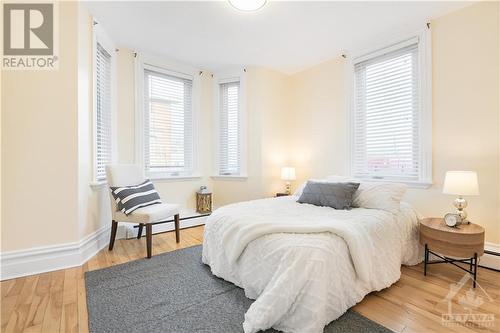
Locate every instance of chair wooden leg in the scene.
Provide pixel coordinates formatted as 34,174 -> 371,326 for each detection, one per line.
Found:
174,214 -> 180,243
109,220 -> 118,251
137,223 -> 144,239
146,224 -> 152,259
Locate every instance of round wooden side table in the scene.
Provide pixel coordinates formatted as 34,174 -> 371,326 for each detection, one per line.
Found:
419,218 -> 485,287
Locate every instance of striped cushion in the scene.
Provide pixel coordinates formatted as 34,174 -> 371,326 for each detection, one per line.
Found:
110,180 -> 162,215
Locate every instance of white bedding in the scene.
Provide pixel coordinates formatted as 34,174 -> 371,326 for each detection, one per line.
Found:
202,196 -> 421,333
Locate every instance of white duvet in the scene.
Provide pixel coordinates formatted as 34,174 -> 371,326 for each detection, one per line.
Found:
202,196 -> 421,333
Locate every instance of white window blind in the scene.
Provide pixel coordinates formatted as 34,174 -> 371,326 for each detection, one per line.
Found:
95,42 -> 112,182
143,68 -> 193,176
218,81 -> 241,175
353,43 -> 421,182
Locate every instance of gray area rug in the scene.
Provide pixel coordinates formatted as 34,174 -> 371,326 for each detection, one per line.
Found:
86,245 -> 392,333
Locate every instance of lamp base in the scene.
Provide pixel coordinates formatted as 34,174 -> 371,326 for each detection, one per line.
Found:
285,182 -> 291,195
453,197 -> 469,224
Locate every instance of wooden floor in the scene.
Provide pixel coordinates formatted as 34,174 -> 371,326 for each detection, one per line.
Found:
1,226 -> 499,333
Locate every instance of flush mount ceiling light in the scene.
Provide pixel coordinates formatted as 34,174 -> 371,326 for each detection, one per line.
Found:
229,0 -> 267,12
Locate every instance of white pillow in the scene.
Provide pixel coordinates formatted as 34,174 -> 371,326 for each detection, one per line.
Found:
353,182 -> 407,213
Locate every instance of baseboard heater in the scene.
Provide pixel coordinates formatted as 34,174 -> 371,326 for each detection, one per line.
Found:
481,250 -> 500,272
123,210 -> 210,239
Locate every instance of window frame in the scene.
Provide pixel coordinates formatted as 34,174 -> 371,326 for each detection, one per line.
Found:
347,29 -> 432,188
91,23 -> 116,185
135,53 -> 201,181
212,70 -> 247,179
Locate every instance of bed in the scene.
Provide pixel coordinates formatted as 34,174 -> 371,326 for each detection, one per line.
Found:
202,185 -> 422,333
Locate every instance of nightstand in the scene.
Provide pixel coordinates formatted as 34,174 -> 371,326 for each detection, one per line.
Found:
276,193 -> 289,197
419,218 -> 484,287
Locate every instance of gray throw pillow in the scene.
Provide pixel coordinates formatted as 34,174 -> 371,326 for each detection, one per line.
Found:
297,181 -> 360,210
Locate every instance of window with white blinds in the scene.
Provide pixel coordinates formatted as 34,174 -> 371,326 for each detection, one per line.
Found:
143,68 -> 193,177
218,81 -> 241,175
352,38 -> 430,184
94,42 -> 112,182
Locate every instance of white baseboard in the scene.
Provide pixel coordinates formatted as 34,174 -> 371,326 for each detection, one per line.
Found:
0,215 -> 207,281
124,215 -> 207,238
0,225 -> 111,281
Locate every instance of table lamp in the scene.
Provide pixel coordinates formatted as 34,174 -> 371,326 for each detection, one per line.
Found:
442,171 -> 479,224
281,167 -> 296,195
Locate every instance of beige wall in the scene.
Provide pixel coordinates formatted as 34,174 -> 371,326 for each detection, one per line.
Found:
1,2 -> 80,251
287,1 -> 500,243
406,0 -> 499,244
1,1 -> 498,254
498,0 -> 500,244
1,2 -> 111,251
288,57 -> 347,184
212,67 -> 291,206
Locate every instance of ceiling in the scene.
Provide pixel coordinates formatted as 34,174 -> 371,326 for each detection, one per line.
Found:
84,1 -> 474,74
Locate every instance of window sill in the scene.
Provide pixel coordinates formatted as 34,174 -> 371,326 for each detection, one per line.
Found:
354,178 -> 433,189
149,174 -> 203,182
89,180 -> 107,190
211,175 -> 248,181
405,181 -> 433,189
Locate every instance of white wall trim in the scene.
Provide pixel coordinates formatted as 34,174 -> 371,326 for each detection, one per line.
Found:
346,27 -> 432,186
92,21 -> 117,183
0,225 -> 111,281
134,51 -> 202,179
210,175 -> 248,181
212,69 -> 248,178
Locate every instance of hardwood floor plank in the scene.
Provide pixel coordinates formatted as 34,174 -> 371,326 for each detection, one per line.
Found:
40,270 -> 64,333
1,278 -> 28,331
1,226 -> 499,333
353,293 -> 408,332
85,253 -> 100,272
4,275 -> 39,333
183,226 -> 204,242
61,268 -> 78,333
23,272 -> 52,332
95,249 -> 111,270
1,295 -> 18,331
3,277 -> 26,298
111,240 -> 130,265
77,264 -> 89,333
1,280 -> 17,299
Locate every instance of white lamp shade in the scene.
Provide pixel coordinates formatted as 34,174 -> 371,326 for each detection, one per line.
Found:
443,171 -> 479,196
281,167 -> 296,181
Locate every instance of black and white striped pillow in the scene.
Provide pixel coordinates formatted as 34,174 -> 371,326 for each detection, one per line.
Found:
110,180 -> 162,215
